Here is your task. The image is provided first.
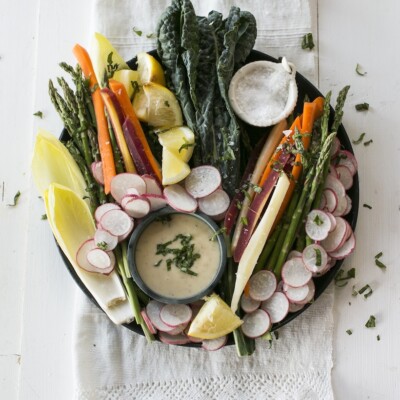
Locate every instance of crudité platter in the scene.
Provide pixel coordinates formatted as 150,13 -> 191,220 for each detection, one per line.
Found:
32,0 -> 358,356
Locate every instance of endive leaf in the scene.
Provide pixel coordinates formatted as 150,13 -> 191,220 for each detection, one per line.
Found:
31,129 -> 87,198
90,32 -> 129,87
44,183 -> 134,324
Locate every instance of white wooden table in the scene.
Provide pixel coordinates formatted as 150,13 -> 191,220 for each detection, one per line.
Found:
1,0 -> 400,398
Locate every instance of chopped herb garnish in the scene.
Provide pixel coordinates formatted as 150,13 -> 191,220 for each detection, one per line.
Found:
154,260 -> 162,267
375,252 -> 383,259
313,214 -> 323,226
363,203 -> 372,209
178,138 -> 194,153
164,100 -> 170,107
352,132 -> 366,145
314,248 -> 322,266
146,32 -> 157,39
251,183 -> 262,194
209,227 -> 227,242
132,27 -> 143,36
273,331 -> 279,340
7,190 -> 21,207
346,329 -> 353,335
334,267 -> 356,287
365,315 -> 376,328
33,111 -> 43,119
301,33 -> 315,50
154,214 -> 172,225
351,285 -> 358,297
377,335 -> 381,341
358,284 -> 373,299
375,259 -> 387,270
355,102 -> 369,111
355,64 -> 367,76
130,80 -> 140,102
96,241 -> 108,251
363,139 -> 373,146
261,331 -> 273,349
41,214 -> 47,220
240,216 -> 248,226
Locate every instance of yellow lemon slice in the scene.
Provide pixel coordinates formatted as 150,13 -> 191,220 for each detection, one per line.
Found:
133,82 -> 183,128
112,69 -> 139,98
161,147 -> 191,186
137,52 -> 166,86
188,293 -> 243,339
158,126 -> 195,163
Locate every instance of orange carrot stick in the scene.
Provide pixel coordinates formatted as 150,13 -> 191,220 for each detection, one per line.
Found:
108,79 -> 162,182
73,44 -> 116,194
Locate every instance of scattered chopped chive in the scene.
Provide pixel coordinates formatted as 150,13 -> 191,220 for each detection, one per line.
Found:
375,259 -> 387,270
346,329 -> 353,335
261,331 -> 273,348
314,248 -> 322,266
355,102 -> 369,111
349,302 -> 352,306
313,214 -> 323,226
301,33 -> 315,50
363,203 -> 372,209
355,64 -> 367,76
251,183 -> 262,193
363,139 -> 373,146
41,214 -> 47,220
132,27 -> 142,36
7,190 -> 21,207
352,132 -> 366,145
33,111 -> 43,118
164,100 -> 170,107
178,139 -> 194,153
209,227 -> 226,242
375,252 -> 383,259
377,335 -> 381,341
154,214 -> 172,225
240,216 -> 248,226
154,260 -> 162,267
273,331 -> 279,340
96,241 -> 108,251
146,32 -> 157,39
358,284 -> 373,299
351,285 -> 358,297
365,315 -> 376,328
334,268 -> 356,287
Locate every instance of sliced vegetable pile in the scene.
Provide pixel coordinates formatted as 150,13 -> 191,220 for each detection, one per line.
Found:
32,0 -> 358,357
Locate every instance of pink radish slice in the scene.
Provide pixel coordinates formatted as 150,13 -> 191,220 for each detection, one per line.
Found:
241,309 -> 271,338
288,250 -> 302,260
159,332 -> 190,345
126,188 -> 140,196
110,173 -> 146,204
143,194 -> 167,211
123,196 -> 151,219
100,209 -> 134,237
76,239 -> 101,273
187,334 -> 203,343
260,291 -> 289,323
302,244 -> 328,273
87,248 -> 112,269
160,304 -> 192,327
323,189 -> 338,214
94,203 -> 121,222
288,302 -> 305,313
336,165 -> 353,190
240,293 -> 261,313
140,309 -> 157,334
305,210 -> 332,241
142,174 -> 162,196
198,189 -> 230,221
330,136 -> 341,158
281,257 -> 312,288
319,192 -> 327,210
295,280 -> 315,305
94,228 -> 118,251
329,232 -> 356,259
321,217 -> 347,253
332,194 -> 348,217
312,261 -> 332,277
202,336 -> 227,351
283,283 -> 310,303
164,323 -> 188,336
91,161 -> 104,185
342,195 -> 352,216
326,212 -> 337,232
328,164 -> 339,179
184,166 -> 222,199
164,184 -> 198,213
146,300 -> 173,332
335,150 -> 358,176
276,280 -> 285,292
248,270 -> 277,302
118,228 -> 134,243
324,174 -> 346,200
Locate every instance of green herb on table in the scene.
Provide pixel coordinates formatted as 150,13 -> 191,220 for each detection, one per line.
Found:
41,214 -> 47,220
346,329 -> 353,335
377,335 -> 381,341
365,315 -> 376,328
363,203 -> 372,209
132,27 -> 143,36
355,64 -> 367,76
33,110 -> 44,119
352,285 -> 358,297
375,251 -> 383,259
7,190 -> 21,207
358,284 -> 373,299
374,252 -> 387,270
146,32 -> 157,39
355,102 -> 369,111
352,132 -> 366,145
273,331 -> 279,340
301,33 -> 315,50
363,139 -> 373,146
334,267 -> 356,287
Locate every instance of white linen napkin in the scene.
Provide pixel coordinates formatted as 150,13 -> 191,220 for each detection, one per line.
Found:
74,1 -> 333,399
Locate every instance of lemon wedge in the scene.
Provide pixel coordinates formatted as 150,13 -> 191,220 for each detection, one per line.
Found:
137,52 -> 166,86
188,293 -> 243,339
133,82 -> 183,128
112,69 -> 139,98
158,126 -> 195,163
161,147 -> 191,185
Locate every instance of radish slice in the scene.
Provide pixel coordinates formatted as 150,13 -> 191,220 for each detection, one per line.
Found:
164,184 -> 198,213
184,166 -> 221,199
276,280 -> 285,292
202,336 -> 227,351
140,309 -> 157,334
241,309 -> 271,338
142,174 -> 162,196
94,203 -> 121,223
248,270 -> 277,302
330,136 -> 341,158
321,217 -> 347,253
326,212 -> 337,232
146,300 -> 172,332
323,189 -> 338,213
335,150 -> 357,176
342,195 -> 352,216
305,210 -> 332,241
324,174 -> 346,200
126,188 -> 140,196
110,173 -> 146,204
87,248 -> 112,269
94,228 -> 118,251
100,209 -> 134,237
160,304 -> 192,327
302,244 -> 328,274
240,293 -> 261,313
283,283 -> 310,303
289,302 -> 305,313
187,334 -> 203,343
281,257 -> 312,287
91,161 -> 104,185
143,194 -> 167,211
319,191 -> 327,210
333,194 -> 348,217
329,232 -> 356,259
288,250 -> 302,260
198,189 -> 230,221
76,239 -> 100,273
336,165 -> 353,190
260,291 -> 289,323
163,323 -> 188,336
328,164 -> 339,179
123,196 -> 151,219
158,332 -> 190,345
295,279 -> 315,305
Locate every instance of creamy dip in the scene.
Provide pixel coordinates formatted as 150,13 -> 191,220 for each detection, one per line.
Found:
134,213 -> 221,300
